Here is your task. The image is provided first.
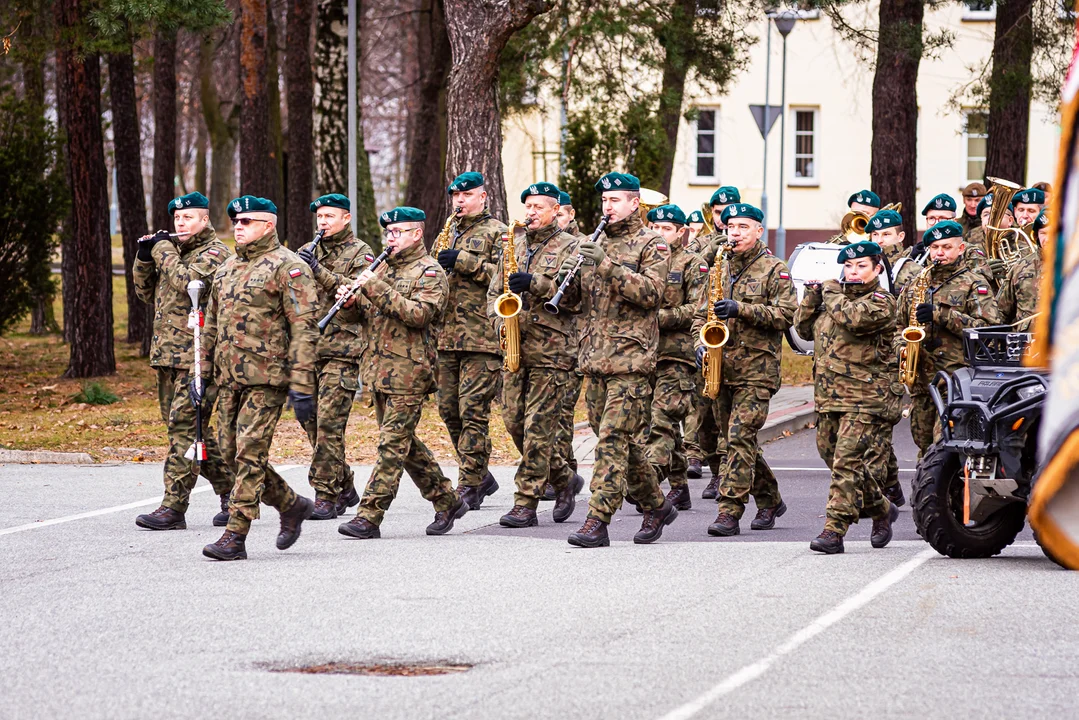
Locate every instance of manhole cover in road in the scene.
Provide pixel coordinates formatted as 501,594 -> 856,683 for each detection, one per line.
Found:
264,661 -> 473,677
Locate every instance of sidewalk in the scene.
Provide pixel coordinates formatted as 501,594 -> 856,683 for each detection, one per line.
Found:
571,384 -> 815,466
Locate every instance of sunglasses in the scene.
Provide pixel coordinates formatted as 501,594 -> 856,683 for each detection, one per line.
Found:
232,218 -> 266,227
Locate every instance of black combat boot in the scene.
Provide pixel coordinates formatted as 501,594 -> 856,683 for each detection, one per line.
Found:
203,530 -> 248,560
542,482 -> 557,501
667,485 -> 692,511
707,511 -> 740,537
338,516 -> 381,539
810,529 -> 845,554
871,502 -> 900,549
334,485 -> 360,515
568,517 -> 610,548
884,483 -> 906,508
687,458 -> 703,479
213,495 -> 230,527
750,500 -> 787,530
427,498 -> 467,535
552,482 -> 578,523
310,498 -> 338,520
276,496 -> 314,550
702,476 -> 721,500
634,498 -> 679,544
500,505 -> 538,528
136,506 -> 186,531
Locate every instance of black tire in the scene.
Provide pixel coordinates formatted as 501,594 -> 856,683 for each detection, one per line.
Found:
911,442 -> 1026,559
1032,530 -> 1073,570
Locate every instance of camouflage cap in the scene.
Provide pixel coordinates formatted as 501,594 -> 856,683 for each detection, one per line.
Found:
168,192 -> 209,214
520,181 -> 561,202
847,190 -> 881,208
309,193 -> 350,213
962,182 -> 987,198
1033,209 -> 1050,233
923,220 -> 964,245
1015,187 -> 1046,206
687,209 -> 704,224
838,240 -> 882,263
227,195 -> 278,219
647,204 -> 687,225
447,172 -> 485,194
921,193 -> 957,216
721,204 -> 764,224
594,172 -> 641,193
558,190 -> 573,207
379,206 -> 426,228
710,186 -> 741,207
868,209 -> 902,231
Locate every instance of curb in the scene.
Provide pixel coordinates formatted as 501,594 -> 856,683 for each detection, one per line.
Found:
759,403 -> 816,444
0,449 -> 94,465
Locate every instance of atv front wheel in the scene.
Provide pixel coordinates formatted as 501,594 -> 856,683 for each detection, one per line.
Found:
911,442 -> 1027,558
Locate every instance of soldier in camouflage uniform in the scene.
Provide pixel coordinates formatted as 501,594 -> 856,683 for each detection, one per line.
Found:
997,209 -> 1047,332
692,203 -> 795,537
893,220 -> 1001,456
437,172 -> 505,508
293,194 -> 374,519
642,205 -> 707,512
490,183 -> 585,527
685,185 -> 735,267
959,182 -> 986,238
558,171 -> 679,547
133,192 -> 235,531
200,196 -> 318,561
336,207 -> 467,539
686,209 -> 706,245
795,241 -> 902,554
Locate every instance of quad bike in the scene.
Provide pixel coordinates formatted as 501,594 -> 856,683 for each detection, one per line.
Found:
911,327 -> 1056,560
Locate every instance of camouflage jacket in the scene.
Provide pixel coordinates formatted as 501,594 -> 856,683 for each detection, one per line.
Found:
353,241 -> 448,395
203,230 -> 319,394
892,259 -> 1001,391
692,240 -> 796,392
133,225 -> 233,370
564,218 -> 584,238
438,209 -> 506,354
960,212 -> 981,238
658,243 -> 709,367
686,229 -> 728,266
795,277 -> 903,419
298,227 -> 374,362
486,221 -> 578,371
564,212 -> 668,376
889,241 -> 992,294
996,250 -> 1042,331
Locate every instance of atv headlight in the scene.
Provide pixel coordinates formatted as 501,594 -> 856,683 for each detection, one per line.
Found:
1016,384 -> 1045,400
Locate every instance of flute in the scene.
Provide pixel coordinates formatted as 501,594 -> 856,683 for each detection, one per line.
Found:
317,247 -> 392,332
544,215 -> 609,315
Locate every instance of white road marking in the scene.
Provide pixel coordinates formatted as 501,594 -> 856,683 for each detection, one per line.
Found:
768,466 -> 917,472
0,465 -> 301,537
656,547 -> 936,720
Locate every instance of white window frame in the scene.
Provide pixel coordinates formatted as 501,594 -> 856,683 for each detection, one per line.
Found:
691,107 -> 720,184
962,0 -> 996,21
962,109 -> 989,186
788,106 -> 820,187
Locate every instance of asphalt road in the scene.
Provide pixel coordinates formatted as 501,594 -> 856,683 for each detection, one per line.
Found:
0,422 -> 1072,720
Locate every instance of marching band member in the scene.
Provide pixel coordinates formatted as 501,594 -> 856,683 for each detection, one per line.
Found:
997,209 -> 1048,331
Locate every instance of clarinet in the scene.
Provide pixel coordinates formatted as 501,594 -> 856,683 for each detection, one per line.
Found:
317,247 -> 393,332
544,215 -> 609,315
310,228 -> 326,251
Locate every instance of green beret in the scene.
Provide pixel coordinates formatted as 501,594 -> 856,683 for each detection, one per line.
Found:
594,172 -> 641,193
847,190 -> 881,208
310,193 -> 350,213
838,241 -> 882,263
923,220 -> 964,245
710,186 -> 741,206
647,204 -> 686,225
976,196 -> 990,216
722,204 -> 764,224
520,181 -> 561,202
688,210 -> 704,224
169,192 -> 209,214
447,172 -> 484,194
558,191 -> 573,207
378,206 -> 426,228
921,193 -> 957,215
227,195 -> 277,219
1033,210 -> 1050,232
868,209 -> 902,231
1015,187 -> 1046,205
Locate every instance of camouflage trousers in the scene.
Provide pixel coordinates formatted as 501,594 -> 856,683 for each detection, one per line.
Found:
502,367 -> 573,508
357,392 -> 457,526
684,380 -> 727,475
217,384 -> 299,534
437,351 -> 501,487
156,367 -> 233,513
815,411 -> 892,534
585,373 -> 665,523
554,371 -> 584,476
909,391 -> 941,457
646,361 -> 697,489
300,358 -> 359,501
713,384 -> 783,519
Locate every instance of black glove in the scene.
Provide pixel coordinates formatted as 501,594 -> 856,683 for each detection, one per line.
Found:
297,247 -> 319,272
915,302 -> 935,325
438,249 -> 460,271
924,337 -> 943,351
188,378 -> 204,408
695,346 -> 706,370
288,390 -> 316,425
507,272 -> 533,294
714,299 -> 740,319
137,230 -> 170,262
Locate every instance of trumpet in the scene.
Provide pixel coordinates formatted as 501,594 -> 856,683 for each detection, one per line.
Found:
317,247 -> 392,332
544,215 -> 610,315
840,202 -> 902,243
495,220 -> 528,372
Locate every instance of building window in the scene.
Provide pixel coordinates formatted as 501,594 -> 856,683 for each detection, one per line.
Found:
692,108 -> 719,183
962,0 -> 996,20
963,110 -> 988,184
790,107 -> 819,185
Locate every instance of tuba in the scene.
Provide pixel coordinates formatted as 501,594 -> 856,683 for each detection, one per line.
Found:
638,188 -> 669,223
984,177 -> 1037,270
495,221 -> 526,372
701,202 -> 717,235
898,263 -> 933,387
699,243 -> 731,399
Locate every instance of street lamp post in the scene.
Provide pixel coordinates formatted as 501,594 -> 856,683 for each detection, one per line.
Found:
774,11 -> 797,261
347,0 -> 357,235
761,19 -> 772,243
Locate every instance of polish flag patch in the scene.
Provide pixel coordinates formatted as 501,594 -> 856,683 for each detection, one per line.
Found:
425,269 -> 438,277
289,268 -> 303,278
207,248 -> 220,256
365,254 -> 374,262
977,286 -> 989,295
699,264 -> 709,273
778,271 -> 790,280
656,243 -> 668,251
873,292 -> 886,300
766,249 -> 774,255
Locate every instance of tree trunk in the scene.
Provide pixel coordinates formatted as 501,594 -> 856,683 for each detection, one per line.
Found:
152,29 -> 178,232
195,117 -> 208,194
200,34 -> 239,229
55,0 -> 116,377
286,0 -> 316,249
444,0 -> 546,223
655,0 -> 694,197
869,0 -> 923,245
267,5 -> 286,228
985,0 -> 1034,184
108,50 -> 153,352
240,0 -> 273,195
405,0 -> 451,247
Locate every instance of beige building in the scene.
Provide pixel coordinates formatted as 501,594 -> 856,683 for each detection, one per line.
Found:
502,2 -> 1060,251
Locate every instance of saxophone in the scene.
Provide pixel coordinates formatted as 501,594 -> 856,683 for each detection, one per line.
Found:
898,264 -> 933,387
495,221 -> 526,372
433,208 -> 459,255
699,244 -> 731,399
